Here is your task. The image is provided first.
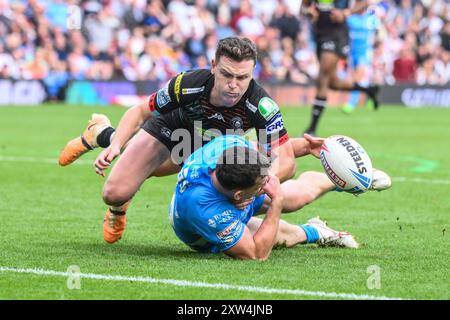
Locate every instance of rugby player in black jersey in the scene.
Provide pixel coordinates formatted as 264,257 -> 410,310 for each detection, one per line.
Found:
59,36 -> 391,244
301,0 -> 380,136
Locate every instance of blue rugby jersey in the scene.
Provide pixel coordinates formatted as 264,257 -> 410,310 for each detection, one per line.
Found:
347,12 -> 379,66
169,135 -> 265,253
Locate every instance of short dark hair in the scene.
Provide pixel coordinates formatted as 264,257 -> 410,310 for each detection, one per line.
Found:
215,36 -> 257,65
216,146 -> 270,190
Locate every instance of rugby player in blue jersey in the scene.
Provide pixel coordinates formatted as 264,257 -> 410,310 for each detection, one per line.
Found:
343,6 -> 381,113
58,37 -> 298,244
302,0 -> 381,136
58,37 -> 391,246
170,135 -> 360,260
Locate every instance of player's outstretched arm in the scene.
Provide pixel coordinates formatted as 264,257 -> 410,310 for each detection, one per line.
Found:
290,133 -> 325,159
225,176 -> 283,261
110,99 -> 153,152
269,140 -> 296,183
94,99 -> 153,176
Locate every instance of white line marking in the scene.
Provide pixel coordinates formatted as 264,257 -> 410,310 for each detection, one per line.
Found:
0,155 -> 92,165
392,177 -> 450,185
0,266 -> 407,300
1,156 -> 449,185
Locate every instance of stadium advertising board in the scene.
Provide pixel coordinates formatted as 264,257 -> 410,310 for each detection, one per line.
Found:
0,80 -> 47,106
65,80 -> 159,106
263,83 -> 450,108
4,79 -> 447,108
381,85 -> 450,108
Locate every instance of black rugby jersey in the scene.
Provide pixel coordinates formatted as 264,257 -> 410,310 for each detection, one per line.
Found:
148,69 -> 289,150
311,0 -> 363,36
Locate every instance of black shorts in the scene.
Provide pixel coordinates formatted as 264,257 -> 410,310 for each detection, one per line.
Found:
315,32 -> 350,58
141,110 -> 200,163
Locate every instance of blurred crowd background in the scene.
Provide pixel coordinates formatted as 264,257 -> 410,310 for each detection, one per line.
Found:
1,0 -> 449,100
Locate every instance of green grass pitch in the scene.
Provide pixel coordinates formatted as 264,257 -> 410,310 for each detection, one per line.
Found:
0,104 -> 448,300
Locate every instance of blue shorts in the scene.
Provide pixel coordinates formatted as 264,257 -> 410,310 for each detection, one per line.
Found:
350,51 -> 373,68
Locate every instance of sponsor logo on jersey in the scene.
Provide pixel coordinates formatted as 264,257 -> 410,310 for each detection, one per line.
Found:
174,73 -> 184,103
322,40 -> 336,51
245,99 -> 257,113
182,86 -> 205,95
258,97 -> 279,120
160,126 -> 172,138
222,235 -> 235,244
156,84 -> 171,107
207,219 -> 216,228
214,210 -> 234,224
217,220 -> 239,239
208,112 -> 225,122
265,113 -> 284,135
231,116 -> 243,129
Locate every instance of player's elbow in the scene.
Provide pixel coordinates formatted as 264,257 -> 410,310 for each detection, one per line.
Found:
255,255 -> 270,261
226,250 -> 270,261
243,248 -> 273,261
237,253 -> 269,261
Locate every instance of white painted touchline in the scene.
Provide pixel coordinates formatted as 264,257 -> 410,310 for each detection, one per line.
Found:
1,155 -> 449,185
0,155 -> 92,165
391,177 -> 450,185
0,266 -> 408,300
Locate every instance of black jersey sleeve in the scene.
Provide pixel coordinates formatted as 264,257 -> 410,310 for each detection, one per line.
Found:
148,69 -> 211,115
148,75 -> 180,115
247,82 -> 289,154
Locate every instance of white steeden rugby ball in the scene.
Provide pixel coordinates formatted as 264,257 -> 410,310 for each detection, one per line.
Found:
320,135 -> 373,194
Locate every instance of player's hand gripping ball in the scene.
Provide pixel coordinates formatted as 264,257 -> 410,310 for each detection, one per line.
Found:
320,135 -> 373,194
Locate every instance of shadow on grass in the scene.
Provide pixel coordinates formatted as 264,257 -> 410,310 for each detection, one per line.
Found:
66,241 -> 228,261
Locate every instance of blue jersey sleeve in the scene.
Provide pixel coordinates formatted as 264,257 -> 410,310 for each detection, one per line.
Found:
187,200 -> 247,253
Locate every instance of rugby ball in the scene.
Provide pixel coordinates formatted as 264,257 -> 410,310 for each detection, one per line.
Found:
320,135 -> 373,194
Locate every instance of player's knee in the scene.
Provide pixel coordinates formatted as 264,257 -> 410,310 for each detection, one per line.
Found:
286,160 -> 297,180
316,76 -> 330,90
102,183 -> 133,206
299,171 -> 322,182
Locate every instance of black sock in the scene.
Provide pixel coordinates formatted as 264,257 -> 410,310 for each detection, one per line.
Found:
109,209 -> 126,215
97,127 -> 115,148
352,83 -> 369,93
306,97 -> 326,133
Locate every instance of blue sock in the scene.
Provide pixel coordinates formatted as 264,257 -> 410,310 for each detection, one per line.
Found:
300,224 -> 320,243
348,91 -> 360,108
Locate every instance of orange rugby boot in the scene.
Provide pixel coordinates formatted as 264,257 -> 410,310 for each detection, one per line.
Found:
58,113 -> 111,166
103,202 -> 130,244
